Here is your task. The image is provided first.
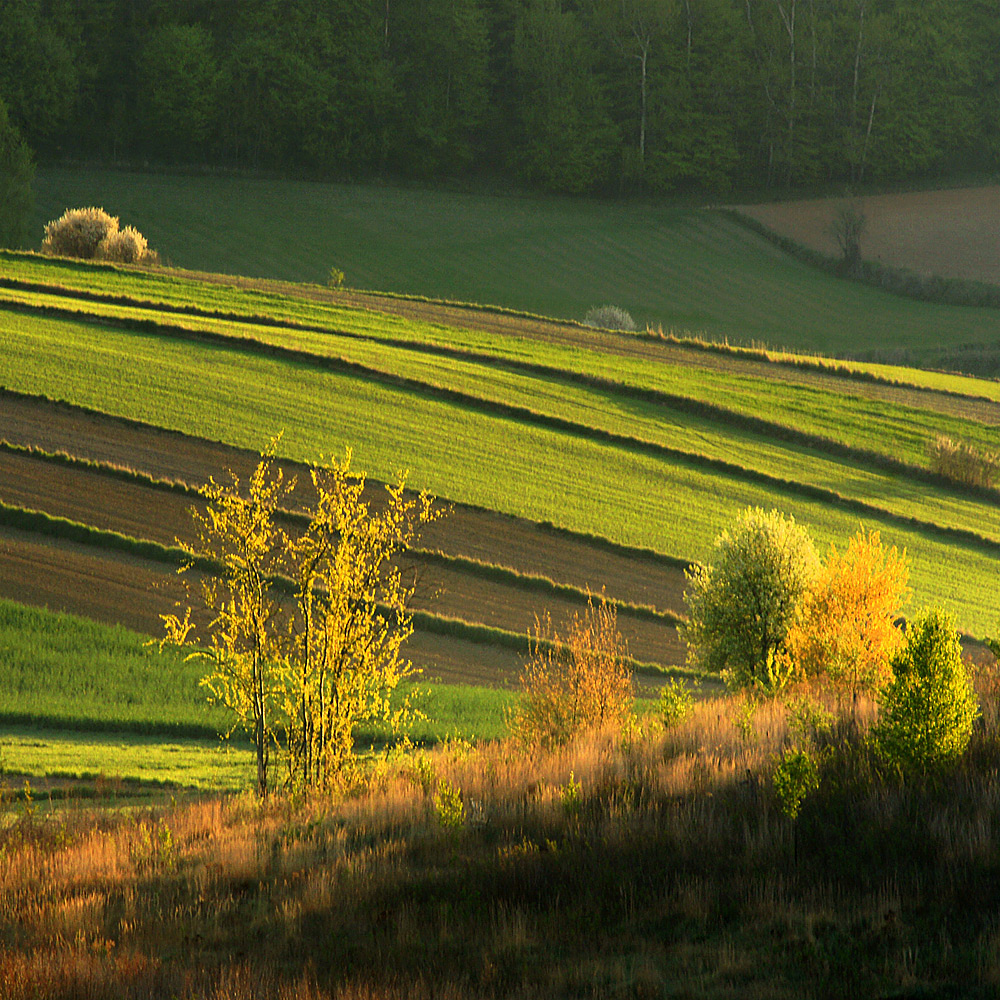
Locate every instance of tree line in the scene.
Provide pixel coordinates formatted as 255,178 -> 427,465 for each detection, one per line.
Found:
2,0 -> 997,198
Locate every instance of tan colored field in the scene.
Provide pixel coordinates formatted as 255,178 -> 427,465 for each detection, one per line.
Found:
739,185 -> 1000,285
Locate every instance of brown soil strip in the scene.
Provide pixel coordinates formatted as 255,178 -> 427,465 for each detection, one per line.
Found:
0,527 -> 670,695
0,392 -> 689,614
0,448 -> 684,667
0,526 -> 525,688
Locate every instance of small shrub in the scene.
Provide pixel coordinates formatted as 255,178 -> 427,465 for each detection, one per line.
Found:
826,201 -> 866,275
327,266 -> 345,289
584,305 -> 637,331
433,778 -> 465,831
928,435 -> 1000,489
406,753 -> 437,795
508,594 -> 634,749
657,678 -> 695,729
872,609 -> 979,773
42,206 -> 119,259
773,748 -> 820,819
559,771 -> 583,815
733,698 -> 757,742
785,695 -> 833,745
97,225 -> 150,264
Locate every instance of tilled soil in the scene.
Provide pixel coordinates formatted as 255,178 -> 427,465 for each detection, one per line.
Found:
0,393 -> 688,681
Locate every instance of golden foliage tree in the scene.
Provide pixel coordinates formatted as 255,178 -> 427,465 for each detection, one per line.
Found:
509,594 -> 634,749
787,528 -> 909,694
162,443 -> 442,796
285,452 -> 443,788
161,443 -> 292,798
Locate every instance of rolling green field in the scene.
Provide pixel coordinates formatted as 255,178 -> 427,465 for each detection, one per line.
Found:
0,600 -> 517,790
32,167 -> 1000,357
5,191 -> 1000,792
3,282 -> 1000,632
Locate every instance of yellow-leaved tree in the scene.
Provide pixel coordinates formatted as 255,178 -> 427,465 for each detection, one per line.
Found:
160,443 -> 292,798
161,442 -> 443,796
787,528 -> 910,695
285,452 -> 443,789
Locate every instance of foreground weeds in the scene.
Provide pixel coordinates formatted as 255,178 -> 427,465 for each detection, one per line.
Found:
4,681 -> 1000,999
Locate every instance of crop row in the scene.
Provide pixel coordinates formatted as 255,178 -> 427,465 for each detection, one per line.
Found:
3,308 -> 1000,632
6,251 -> 1000,410
4,294 -> 1000,550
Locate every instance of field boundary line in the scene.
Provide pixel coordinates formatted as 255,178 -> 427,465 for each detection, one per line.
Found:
0,388 -> 690,572
0,500 -> 684,677
725,208 -> 1000,312
0,440 -> 684,624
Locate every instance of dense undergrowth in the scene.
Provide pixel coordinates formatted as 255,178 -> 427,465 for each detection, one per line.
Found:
3,663 -> 1000,999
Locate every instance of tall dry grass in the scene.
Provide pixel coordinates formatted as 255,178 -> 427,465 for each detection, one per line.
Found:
3,670 -> 1000,998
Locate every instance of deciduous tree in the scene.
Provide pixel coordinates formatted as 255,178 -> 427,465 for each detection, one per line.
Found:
682,507 -> 818,692
787,528 -> 909,694
162,442 -> 443,796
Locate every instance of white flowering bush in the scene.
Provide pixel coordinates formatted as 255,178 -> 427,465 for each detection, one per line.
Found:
97,225 -> 149,264
42,207 -> 158,265
584,305 -> 637,331
42,207 -> 119,259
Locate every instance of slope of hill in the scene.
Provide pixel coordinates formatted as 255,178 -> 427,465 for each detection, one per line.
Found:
31,168 -> 1000,357
3,248 -> 1000,791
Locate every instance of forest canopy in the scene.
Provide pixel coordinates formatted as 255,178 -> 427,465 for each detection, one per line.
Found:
4,0 -> 998,196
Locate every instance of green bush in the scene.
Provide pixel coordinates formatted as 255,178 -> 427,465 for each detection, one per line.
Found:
657,678 -> 694,729
682,507 -> 819,693
773,748 -> 820,819
872,609 -> 979,773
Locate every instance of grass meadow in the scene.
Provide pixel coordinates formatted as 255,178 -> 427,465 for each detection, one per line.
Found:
0,601 -> 517,791
31,168 -> 1000,357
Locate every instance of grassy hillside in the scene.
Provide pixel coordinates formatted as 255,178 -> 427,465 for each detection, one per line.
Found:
32,168 -> 1000,356
2,250 -> 1000,635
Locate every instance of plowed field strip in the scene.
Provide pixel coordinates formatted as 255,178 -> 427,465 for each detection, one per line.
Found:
0,450 -> 683,667
0,528 -> 669,694
0,527 -> 524,689
0,391 -> 688,613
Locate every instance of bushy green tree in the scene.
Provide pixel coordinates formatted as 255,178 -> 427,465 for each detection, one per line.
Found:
682,507 -> 818,692
872,609 -> 979,773
0,98 -> 34,249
